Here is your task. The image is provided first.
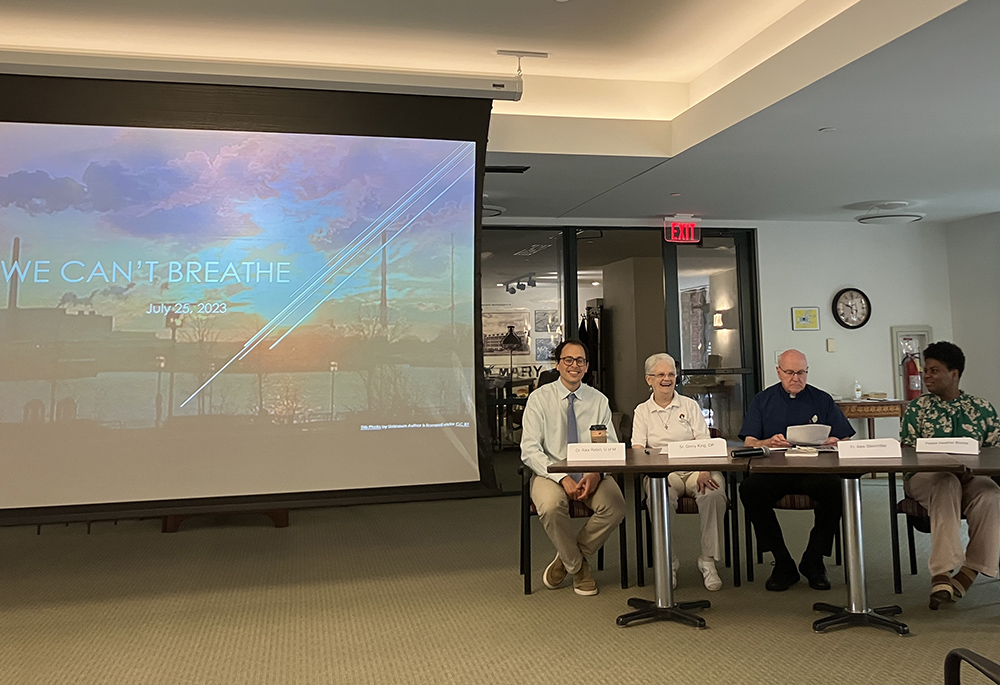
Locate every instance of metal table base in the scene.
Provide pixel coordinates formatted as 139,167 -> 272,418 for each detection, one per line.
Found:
812,476 -> 908,636
617,475 -> 710,629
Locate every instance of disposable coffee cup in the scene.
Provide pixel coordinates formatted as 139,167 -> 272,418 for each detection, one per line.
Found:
590,424 -> 607,443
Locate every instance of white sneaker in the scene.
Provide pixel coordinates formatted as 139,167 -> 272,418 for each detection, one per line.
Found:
698,557 -> 722,591
671,558 -> 680,589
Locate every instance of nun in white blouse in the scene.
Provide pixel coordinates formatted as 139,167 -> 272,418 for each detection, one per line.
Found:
631,352 -> 726,591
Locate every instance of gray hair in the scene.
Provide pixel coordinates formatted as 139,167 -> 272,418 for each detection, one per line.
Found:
644,353 -> 676,376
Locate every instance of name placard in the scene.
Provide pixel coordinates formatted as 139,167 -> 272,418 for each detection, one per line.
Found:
837,438 -> 902,459
567,443 -> 626,464
915,437 -> 980,455
662,437 -> 729,459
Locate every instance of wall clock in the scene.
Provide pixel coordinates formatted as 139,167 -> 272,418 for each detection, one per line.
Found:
832,287 -> 871,329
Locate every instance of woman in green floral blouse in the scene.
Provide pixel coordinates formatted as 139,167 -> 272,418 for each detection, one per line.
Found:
899,342 -> 1000,610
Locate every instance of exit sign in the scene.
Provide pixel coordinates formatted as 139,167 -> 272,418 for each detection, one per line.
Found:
664,220 -> 701,243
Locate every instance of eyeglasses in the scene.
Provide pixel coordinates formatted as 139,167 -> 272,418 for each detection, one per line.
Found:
778,367 -> 809,377
558,356 -> 588,367
646,373 -> 676,380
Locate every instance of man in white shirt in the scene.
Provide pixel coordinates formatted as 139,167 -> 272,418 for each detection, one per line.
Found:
520,339 -> 627,596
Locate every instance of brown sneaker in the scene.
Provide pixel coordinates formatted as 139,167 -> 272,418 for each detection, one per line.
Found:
543,555 -> 568,589
573,560 -> 599,596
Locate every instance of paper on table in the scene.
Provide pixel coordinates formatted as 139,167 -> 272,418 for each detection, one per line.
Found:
837,438 -> 902,458
915,437 -> 979,455
567,443 -> 626,463
659,437 -> 729,460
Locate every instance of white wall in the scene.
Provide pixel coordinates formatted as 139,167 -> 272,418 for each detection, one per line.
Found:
946,213 -> 1000,408
755,220 -> 953,437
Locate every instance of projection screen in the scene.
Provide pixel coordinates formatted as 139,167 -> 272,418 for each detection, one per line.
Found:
0,75 -> 488,512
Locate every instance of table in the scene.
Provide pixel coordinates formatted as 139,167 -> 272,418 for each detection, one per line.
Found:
961,446 -> 1000,476
749,448 -> 965,635
550,448 -> 748,629
836,399 -> 911,439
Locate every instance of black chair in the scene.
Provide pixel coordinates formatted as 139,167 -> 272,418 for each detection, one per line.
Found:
945,649 -> 1000,685
518,466 -> 628,594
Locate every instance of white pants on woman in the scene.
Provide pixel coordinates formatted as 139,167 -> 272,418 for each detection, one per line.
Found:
645,471 -> 726,561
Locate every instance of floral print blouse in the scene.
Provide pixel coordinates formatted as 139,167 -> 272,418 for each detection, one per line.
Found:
900,392 -> 1000,448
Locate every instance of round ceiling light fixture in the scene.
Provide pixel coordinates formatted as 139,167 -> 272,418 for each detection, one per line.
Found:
482,193 -> 505,218
854,201 -> 924,225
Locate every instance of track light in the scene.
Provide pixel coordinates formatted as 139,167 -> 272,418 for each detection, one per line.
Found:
527,275 -> 536,287
517,282 -> 526,290
506,285 -> 516,295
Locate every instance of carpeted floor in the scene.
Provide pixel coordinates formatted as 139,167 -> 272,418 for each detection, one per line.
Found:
0,478 -> 997,684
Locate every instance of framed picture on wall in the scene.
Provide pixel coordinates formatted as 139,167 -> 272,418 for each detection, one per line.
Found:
891,325 -> 932,400
791,307 -> 820,331
534,309 -> 559,334
535,336 -> 558,363
482,309 -> 531,356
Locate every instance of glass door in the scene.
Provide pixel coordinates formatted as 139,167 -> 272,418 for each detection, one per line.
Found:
673,230 -> 761,438
480,228 -> 565,449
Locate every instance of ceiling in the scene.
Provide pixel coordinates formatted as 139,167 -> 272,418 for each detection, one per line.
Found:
1,0 -> 992,226
485,0 -> 1000,224
0,0 -> 818,82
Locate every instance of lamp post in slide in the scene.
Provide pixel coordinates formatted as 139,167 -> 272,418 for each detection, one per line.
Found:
155,355 -> 166,427
208,362 -> 216,414
329,361 -> 338,421
165,309 -> 183,420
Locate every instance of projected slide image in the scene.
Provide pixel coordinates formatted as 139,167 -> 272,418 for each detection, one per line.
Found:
0,121 -> 479,506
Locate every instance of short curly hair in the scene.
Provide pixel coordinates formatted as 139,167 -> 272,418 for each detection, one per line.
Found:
923,341 -> 965,378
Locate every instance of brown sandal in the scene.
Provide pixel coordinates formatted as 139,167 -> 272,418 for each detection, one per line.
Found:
929,574 -> 954,610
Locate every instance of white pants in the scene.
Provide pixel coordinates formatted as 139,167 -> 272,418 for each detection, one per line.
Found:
645,471 -> 726,561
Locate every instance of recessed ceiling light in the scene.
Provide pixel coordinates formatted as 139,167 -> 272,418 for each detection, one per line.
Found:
855,201 -> 923,224
856,213 -> 924,225
513,244 -> 551,257
482,204 -> 505,218
670,192 -> 682,197
818,127 -> 836,132
591,281 -> 600,286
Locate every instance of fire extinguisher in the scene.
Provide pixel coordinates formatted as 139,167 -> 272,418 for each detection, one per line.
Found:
903,353 -> 923,400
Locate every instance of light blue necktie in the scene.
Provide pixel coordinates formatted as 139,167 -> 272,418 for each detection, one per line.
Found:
566,393 -> 582,483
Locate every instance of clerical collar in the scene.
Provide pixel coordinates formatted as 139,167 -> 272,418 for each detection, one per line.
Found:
789,393 -> 797,399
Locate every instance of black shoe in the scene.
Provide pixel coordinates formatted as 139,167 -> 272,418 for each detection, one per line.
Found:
765,563 -> 800,591
798,558 -> 831,590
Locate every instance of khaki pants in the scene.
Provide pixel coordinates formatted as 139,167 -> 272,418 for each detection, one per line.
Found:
905,472 -> 1000,577
530,475 -> 626,575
